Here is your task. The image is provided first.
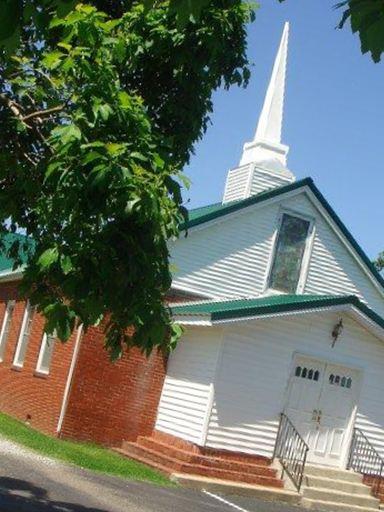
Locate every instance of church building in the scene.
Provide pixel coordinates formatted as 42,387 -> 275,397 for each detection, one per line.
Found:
1,22 -> 384,510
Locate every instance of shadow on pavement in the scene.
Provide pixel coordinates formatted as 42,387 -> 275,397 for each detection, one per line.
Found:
0,476 -> 109,512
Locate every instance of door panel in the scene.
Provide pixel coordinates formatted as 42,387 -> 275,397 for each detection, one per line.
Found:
285,356 -> 359,467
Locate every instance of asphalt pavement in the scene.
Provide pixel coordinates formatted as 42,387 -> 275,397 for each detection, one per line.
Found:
0,437 -> 303,512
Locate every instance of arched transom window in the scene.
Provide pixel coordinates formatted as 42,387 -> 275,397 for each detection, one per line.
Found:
295,366 -> 320,382
329,374 -> 352,389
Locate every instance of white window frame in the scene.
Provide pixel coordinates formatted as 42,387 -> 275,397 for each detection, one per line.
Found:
36,331 -> 56,375
0,300 -> 15,362
13,302 -> 34,368
263,208 -> 316,295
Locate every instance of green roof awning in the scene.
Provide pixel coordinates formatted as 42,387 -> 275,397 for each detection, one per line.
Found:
171,293 -> 384,331
0,233 -> 32,273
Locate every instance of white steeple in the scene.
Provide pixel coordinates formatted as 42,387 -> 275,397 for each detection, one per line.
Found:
223,22 -> 295,204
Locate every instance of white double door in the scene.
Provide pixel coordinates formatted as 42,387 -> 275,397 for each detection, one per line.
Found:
285,355 -> 359,467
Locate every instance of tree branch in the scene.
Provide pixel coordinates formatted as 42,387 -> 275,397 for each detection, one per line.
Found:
0,94 -> 31,127
22,104 -> 64,122
0,93 -> 54,154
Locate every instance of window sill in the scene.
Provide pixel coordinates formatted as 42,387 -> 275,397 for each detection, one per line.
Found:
11,365 -> 23,372
34,370 -> 49,379
263,288 -> 289,297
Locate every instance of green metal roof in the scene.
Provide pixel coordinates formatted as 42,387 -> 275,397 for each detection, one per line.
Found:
171,293 -> 384,330
0,233 -> 32,273
188,202 -> 230,222
184,177 -> 384,294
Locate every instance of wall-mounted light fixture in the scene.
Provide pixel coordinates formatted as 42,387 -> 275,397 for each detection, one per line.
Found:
331,319 -> 344,348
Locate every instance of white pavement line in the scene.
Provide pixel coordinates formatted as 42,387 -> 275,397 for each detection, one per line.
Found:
202,489 -> 251,512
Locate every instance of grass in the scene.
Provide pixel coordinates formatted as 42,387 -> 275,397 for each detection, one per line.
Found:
0,412 -> 171,486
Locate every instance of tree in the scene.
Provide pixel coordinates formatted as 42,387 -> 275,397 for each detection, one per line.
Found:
336,0 -> 384,63
375,252 -> 384,272
0,1 -> 254,358
0,1 -> 218,51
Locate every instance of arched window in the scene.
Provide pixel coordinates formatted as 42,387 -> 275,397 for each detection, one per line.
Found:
329,374 -> 352,388
295,365 -> 321,381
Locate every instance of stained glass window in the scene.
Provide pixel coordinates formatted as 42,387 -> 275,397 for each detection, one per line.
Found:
269,214 -> 311,293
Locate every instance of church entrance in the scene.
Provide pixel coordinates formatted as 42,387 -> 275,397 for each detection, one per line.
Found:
284,355 -> 360,467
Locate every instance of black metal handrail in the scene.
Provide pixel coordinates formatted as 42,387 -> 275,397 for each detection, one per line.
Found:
273,412 -> 309,492
347,428 -> 384,498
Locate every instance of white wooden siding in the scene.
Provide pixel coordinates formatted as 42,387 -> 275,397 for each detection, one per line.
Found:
171,190 -> 384,317
171,204 -> 275,299
249,167 -> 294,196
155,328 -> 222,444
222,165 -> 251,203
205,312 -> 384,459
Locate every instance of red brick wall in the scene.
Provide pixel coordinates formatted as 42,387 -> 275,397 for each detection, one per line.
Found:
0,281 -> 76,435
0,281 -> 194,445
60,324 -> 168,446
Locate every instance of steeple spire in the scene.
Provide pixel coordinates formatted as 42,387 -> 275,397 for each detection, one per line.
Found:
222,22 -> 295,204
239,21 -> 290,169
254,21 -> 288,146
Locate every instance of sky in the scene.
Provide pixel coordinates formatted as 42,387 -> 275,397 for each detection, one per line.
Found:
183,0 -> 384,260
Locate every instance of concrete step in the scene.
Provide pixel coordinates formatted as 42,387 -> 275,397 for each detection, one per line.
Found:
115,443 -> 283,487
304,464 -> 363,483
301,497 -> 380,512
171,473 -> 301,504
303,474 -> 372,495
302,487 -> 380,509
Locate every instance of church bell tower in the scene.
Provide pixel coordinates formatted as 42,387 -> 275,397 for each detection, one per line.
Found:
222,22 -> 295,204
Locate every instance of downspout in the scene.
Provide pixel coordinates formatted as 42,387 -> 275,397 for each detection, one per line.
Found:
56,324 -> 83,435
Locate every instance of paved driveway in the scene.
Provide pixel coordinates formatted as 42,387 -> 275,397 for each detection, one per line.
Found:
0,437 -> 302,512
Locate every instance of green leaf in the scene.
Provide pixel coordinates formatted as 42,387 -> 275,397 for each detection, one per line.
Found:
130,151 -> 148,162
42,51 -> 65,69
118,91 -> 131,108
106,142 -> 126,156
98,104 -> 113,121
60,255 -> 73,275
38,248 -> 59,269
51,124 -> 82,144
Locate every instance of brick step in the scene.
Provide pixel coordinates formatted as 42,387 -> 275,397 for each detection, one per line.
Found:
133,436 -> 274,475
116,442 -> 283,488
366,490 -> 384,504
113,448 -> 173,476
361,476 -> 384,503
150,431 -> 272,465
